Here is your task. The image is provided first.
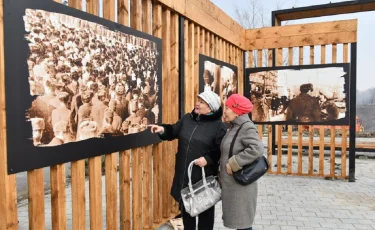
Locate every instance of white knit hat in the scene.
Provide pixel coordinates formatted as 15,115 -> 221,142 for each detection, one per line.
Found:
198,91 -> 221,112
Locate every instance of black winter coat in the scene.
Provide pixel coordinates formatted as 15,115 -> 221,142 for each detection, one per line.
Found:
159,108 -> 226,203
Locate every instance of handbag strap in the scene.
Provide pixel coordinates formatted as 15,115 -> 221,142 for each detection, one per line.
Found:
187,160 -> 207,196
228,121 -> 250,159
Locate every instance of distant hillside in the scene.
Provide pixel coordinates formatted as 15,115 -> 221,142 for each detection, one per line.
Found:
357,105 -> 375,132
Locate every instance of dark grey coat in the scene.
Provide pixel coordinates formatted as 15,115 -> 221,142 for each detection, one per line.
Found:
159,108 -> 226,203
220,114 -> 264,229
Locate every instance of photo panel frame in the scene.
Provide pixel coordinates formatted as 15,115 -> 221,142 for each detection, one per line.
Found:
245,63 -> 350,126
4,0 -> 163,174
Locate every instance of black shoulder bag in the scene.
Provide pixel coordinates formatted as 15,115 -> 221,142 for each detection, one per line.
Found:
228,122 -> 269,186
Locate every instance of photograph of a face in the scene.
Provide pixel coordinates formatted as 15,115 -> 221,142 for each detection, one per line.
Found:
4,0 -> 162,174
245,64 -> 350,125
199,54 -> 238,106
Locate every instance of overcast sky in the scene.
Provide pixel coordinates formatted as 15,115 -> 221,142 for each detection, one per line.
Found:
211,0 -> 375,91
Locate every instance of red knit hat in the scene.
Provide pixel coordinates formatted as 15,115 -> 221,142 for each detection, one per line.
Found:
226,94 -> 253,115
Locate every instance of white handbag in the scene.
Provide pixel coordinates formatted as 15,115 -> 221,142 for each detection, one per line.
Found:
180,160 -> 221,217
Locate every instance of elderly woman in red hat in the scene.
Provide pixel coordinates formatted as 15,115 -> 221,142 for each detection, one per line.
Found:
220,94 -> 264,230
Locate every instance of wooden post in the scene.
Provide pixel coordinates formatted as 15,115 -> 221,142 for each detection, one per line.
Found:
103,1 -> 118,229
342,43 -> 349,178
319,45 -> 326,176
0,1 -> 18,229
308,46 -> 314,175
28,169 -> 45,230
330,44 -> 338,177
50,164 -> 67,230
152,3 -> 163,225
297,47 -> 303,174
162,7 -> 172,218
86,1 -> 102,229
287,47 -> 293,174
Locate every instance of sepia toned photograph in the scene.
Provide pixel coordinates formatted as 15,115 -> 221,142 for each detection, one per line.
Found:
199,54 -> 238,107
24,9 -> 160,146
4,0 -> 162,173
245,64 -> 350,125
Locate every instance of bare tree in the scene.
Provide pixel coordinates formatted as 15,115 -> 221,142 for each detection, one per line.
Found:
234,0 -> 299,67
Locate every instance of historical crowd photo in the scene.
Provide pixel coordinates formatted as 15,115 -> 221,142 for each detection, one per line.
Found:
200,55 -> 238,107
24,9 -> 160,147
248,66 -> 348,124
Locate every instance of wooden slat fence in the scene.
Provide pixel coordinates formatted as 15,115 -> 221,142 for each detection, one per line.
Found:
246,19 -> 357,179
0,0 -> 245,229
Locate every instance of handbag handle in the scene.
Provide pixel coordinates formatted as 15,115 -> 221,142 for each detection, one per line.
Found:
187,160 -> 208,197
228,121 -> 250,159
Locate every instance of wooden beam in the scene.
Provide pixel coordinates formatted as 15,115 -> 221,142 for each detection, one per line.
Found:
246,20 -> 357,50
248,31 -> 357,50
247,19 -> 357,40
274,1 -> 375,21
157,0 -> 246,49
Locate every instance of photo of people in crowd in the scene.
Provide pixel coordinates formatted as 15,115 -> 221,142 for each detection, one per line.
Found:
23,9 -> 161,147
246,65 -> 350,125
199,54 -> 238,108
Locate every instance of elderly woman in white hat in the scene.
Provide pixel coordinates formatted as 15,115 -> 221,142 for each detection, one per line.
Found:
149,91 -> 226,230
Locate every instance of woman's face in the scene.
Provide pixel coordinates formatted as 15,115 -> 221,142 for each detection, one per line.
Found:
194,97 -> 211,115
223,106 -> 238,122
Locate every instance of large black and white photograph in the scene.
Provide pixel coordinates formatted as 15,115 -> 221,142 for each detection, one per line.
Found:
199,54 -> 238,107
4,0 -> 162,174
245,64 -> 350,125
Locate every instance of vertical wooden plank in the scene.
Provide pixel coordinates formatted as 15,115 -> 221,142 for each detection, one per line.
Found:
217,38 -> 221,60
188,22 -> 195,110
162,7 -> 171,219
142,0 -> 154,227
103,1 -> 118,229
142,0 -> 152,34
224,41 -> 228,61
103,0 -> 115,21
50,164 -> 67,230
88,157 -> 102,230
86,1 -> 102,229
238,49 -> 244,95
0,0 -> 18,229
210,33 -> 214,57
184,20 -> 191,113
206,32 -> 210,57
130,1 -> 143,228
319,45 -> 326,176
308,46 -> 315,174
170,12 -> 179,215
71,159 -> 85,230
118,0 -> 129,26
86,0 -> 99,15
297,47 -> 303,174
267,49 -> 273,172
194,26 -> 200,100
119,150 -> 131,230
28,169 -> 45,230
256,49 -> 263,139
152,3 -> 163,225
68,0 -> 82,9
215,36 -> 219,59
330,44 -> 338,177
287,47 -> 293,174
143,146 -> 153,229
276,48 -> 282,173
132,148 -> 142,229
200,28 -> 205,55
118,0 -> 130,228
342,43 -> 349,178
